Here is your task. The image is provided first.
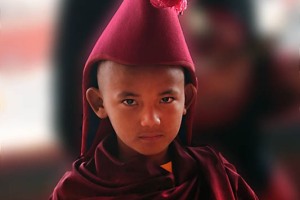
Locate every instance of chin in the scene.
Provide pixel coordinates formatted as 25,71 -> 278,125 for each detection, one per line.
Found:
136,146 -> 168,157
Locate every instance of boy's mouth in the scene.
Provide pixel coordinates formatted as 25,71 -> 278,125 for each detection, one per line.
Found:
138,134 -> 164,141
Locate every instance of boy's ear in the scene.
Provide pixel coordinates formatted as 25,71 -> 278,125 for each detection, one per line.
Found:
183,83 -> 197,115
86,87 -> 107,119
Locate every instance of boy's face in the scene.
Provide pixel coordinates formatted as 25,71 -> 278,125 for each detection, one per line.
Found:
87,61 -> 194,160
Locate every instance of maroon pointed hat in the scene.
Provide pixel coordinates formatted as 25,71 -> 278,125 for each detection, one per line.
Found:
82,0 -> 197,157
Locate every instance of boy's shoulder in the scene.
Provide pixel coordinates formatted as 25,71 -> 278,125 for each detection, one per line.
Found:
184,144 -> 240,179
187,145 -> 235,169
183,144 -> 258,199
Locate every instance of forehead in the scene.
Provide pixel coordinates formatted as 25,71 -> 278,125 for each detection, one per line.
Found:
97,61 -> 185,85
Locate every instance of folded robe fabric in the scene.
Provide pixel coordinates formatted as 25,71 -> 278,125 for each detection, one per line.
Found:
50,135 -> 258,200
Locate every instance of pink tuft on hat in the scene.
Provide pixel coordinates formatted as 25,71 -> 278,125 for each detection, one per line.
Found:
150,0 -> 187,14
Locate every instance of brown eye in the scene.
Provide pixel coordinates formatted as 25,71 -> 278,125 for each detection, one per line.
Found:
122,99 -> 137,106
160,97 -> 174,103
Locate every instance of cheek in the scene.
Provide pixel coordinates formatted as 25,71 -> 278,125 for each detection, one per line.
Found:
108,111 -> 134,133
161,105 -> 184,130
103,104 -> 134,136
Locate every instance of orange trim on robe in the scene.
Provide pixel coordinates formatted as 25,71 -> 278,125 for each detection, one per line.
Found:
161,161 -> 173,173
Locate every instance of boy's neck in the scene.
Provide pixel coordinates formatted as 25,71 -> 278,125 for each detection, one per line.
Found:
119,149 -> 170,166
117,139 -> 170,165
146,150 -> 170,165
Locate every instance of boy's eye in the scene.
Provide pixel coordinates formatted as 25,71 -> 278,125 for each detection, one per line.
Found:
122,99 -> 137,106
160,97 -> 174,103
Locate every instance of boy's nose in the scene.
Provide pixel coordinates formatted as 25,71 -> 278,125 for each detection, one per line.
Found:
140,107 -> 161,127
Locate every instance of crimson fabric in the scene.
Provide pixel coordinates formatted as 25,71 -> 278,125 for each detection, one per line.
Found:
50,135 -> 258,199
82,0 -> 197,158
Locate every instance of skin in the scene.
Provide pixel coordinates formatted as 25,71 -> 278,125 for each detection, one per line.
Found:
86,61 -> 196,165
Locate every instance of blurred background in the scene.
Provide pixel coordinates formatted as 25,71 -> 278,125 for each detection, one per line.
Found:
0,0 -> 299,199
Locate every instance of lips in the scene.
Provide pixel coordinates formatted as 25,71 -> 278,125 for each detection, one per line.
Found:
138,134 -> 164,141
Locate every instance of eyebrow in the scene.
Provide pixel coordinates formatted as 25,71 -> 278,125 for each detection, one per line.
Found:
159,89 -> 179,96
117,91 -> 140,98
116,89 -> 179,99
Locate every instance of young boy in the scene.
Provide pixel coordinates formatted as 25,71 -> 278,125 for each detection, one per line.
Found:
50,0 -> 258,199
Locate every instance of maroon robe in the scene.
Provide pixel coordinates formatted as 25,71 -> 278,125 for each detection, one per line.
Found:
50,135 -> 258,199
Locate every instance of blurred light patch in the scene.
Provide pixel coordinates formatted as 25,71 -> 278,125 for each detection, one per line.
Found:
0,1 -> 69,199
0,66 -> 56,152
253,0 -> 300,55
0,0 -> 61,154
